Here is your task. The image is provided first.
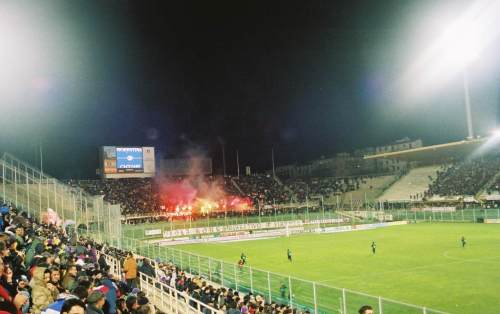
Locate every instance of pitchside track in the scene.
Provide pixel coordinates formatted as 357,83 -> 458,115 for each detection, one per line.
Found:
174,223 -> 500,314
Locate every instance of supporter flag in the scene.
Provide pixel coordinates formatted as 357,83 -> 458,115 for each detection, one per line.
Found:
42,208 -> 62,226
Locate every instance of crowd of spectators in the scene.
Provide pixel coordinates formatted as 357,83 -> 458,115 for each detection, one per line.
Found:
70,179 -> 162,215
233,175 -> 292,205
0,199 -> 320,314
426,157 -> 500,197
485,171 -> 500,195
70,174 -> 369,216
0,200 -> 159,314
151,261 -> 307,314
283,177 -> 361,202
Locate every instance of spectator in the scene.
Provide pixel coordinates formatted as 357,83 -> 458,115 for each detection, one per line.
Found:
86,291 -> 106,314
137,259 -> 155,278
60,298 -> 86,314
125,295 -> 139,314
62,266 -> 78,292
99,273 -> 118,314
123,253 -> 137,290
359,305 -> 374,314
30,266 -> 55,314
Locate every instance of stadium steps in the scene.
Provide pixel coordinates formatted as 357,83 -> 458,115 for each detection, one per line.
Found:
341,175 -> 397,207
273,175 -> 284,186
377,165 -> 441,202
230,177 -> 245,195
477,169 -> 500,199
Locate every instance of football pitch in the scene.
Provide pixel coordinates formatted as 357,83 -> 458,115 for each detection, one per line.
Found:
174,223 -> 500,314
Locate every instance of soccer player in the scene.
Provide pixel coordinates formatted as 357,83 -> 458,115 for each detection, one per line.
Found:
241,252 -> 247,264
287,248 -> 292,262
371,241 -> 376,254
461,236 -> 466,248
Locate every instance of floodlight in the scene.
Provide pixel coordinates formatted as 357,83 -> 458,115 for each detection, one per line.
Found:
438,18 -> 482,65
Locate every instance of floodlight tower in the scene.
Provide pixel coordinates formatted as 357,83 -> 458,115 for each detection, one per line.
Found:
438,17 -> 481,139
463,68 -> 474,139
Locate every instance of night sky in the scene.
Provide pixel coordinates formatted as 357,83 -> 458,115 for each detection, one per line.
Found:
0,0 -> 499,178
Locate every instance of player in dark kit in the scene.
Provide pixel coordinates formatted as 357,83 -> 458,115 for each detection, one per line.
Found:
371,241 -> 377,254
461,236 -> 466,248
241,252 -> 247,264
287,248 -> 292,262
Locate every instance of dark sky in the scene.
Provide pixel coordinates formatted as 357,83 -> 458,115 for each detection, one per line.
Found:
0,0 -> 499,178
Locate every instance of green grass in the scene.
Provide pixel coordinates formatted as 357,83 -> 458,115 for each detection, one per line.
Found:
170,223 -> 500,314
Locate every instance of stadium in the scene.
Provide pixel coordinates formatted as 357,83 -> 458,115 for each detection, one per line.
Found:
1,1 -> 500,314
2,135 -> 500,314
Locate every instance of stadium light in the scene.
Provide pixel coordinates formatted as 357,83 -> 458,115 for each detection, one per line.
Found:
404,0 -> 500,139
436,15 -> 485,140
0,3 -> 50,101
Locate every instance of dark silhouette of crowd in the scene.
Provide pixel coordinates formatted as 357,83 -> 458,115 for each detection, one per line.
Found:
284,177 -> 361,202
233,175 -> 292,205
69,174 -> 369,216
426,157 -> 500,197
70,179 -> 161,215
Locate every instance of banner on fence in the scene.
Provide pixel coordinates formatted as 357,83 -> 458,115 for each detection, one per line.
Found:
317,221 -> 407,234
162,220 -> 303,238
145,229 -> 162,236
484,219 -> 500,224
421,207 -> 456,212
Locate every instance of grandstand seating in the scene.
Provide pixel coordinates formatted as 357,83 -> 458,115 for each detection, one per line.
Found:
426,157 -> 500,197
340,175 -> 397,206
378,165 -> 441,201
233,174 -> 292,205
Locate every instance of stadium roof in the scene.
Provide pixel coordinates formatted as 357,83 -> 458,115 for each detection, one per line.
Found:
363,138 -> 488,162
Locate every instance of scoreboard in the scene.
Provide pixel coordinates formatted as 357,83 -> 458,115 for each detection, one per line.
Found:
100,146 -> 155,179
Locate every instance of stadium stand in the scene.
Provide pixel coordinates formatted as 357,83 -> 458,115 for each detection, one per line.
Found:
71,178 -> 162,215
340,175 -> 397,206
426,156 -> 500,197
377,165 -> 441,201
229,174 -> 292,205
0,200 -> 166,314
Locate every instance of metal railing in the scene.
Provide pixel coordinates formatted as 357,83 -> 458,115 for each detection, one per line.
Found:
110,236 -> 449,314
0,153 -> 121,243
100,252 -> 222,314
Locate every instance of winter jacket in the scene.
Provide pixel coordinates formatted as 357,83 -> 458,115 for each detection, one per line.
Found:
30,267 -> 54,314
123,257 -> 137,280
100,278 -> 117,314
87,304 -> 104,314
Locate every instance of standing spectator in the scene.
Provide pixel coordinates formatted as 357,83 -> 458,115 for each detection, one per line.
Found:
99,272 -> 118,314
123,253 -> 137,289
98,254 -> 108,272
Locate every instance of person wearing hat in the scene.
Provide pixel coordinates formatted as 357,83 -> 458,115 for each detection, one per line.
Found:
30,266 -> 55,314
87,291 -> 106,314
